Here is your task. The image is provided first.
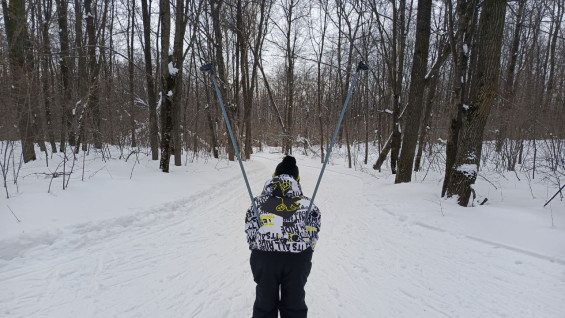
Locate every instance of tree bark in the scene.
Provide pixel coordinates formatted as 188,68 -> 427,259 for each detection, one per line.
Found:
128,0 -> 136,147
74,0 -> 87,152
38,0 -> 57,153
441,0 -> 478,197
390,0 -> 407,175
55,0 -> 74,151
85,0 -> 102,149
2,0 -> 36,162
444,0 -> 507,206
211,0 -> 240,161
414,73 -> 439,172
141,0 -> 159,160
159,0 -> 173,172
396,0 -> 432,183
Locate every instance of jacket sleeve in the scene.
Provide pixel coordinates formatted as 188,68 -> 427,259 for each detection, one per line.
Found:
307,205 -> 321,249
245,203 -> 260,250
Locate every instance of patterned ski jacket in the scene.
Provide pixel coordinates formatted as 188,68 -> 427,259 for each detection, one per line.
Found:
245,174 -> 321,253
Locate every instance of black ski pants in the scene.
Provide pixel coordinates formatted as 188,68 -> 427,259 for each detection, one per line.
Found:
250,248 -> 313,318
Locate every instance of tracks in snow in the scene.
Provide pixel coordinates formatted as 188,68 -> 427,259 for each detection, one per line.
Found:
307,168 -> 565,318
2,157 -> 565,318
0,163 -> 267,318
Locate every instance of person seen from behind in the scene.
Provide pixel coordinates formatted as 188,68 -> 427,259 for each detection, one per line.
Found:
245,155 -> 322,318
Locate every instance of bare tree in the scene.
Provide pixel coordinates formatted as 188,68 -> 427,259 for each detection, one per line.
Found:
85,0 -> 103,149
159,0 -> 192,172
141,0 -> 159,160
127,0 -> 136,147
396,0 -> 432,183
38,0 -> 57,153
2,0 -> 36,162
443,0 -> 507,206
55,0 -> 75,152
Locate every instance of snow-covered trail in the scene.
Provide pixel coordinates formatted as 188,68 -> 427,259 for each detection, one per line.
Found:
1,154 -> 564,317
0,162 -> 266,318
310,169 -> 565,317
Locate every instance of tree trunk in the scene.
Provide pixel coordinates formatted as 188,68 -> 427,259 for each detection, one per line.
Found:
160,0 -> 189,171
74,0 -> 87,151
211,0 -> 239,161
204,76 -> 219,158
159,0 -> 173,172
85,0 -> 102,149
396,0 -> 432,183
38,0 -> 57,153
441,0 -> 478,198
141,0 -> 159,160
55,0 -> 74,151
373,132 -> 393,171
444,0 -> 507,206
390,0 -> 407,175
414,74 -> 439,172
242,0 -> 269,159
2,0 -> 36,162
496,0 -> 525,154
128,0 -> 136,147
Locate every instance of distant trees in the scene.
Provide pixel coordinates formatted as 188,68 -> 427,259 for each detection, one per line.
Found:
0,0 -> 563,195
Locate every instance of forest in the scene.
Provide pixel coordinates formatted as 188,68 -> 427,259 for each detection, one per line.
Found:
1,0 -> 564,206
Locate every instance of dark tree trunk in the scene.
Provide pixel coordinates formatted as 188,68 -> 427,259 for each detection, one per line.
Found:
85,0 -> 102,149
38,0 -> 57,153
74,0 -> 87,151
2,0 -> 36,162
211,0 -> 238,161
141,0 -> 159,160
128,0 -> 136,147
390,0 -> 407,175
55,0 -> 74,151
414,74 -> 439,172
159,0 -> 173,172
444,0 -> 507,206
159,0 -> 190,171
441,0 -> 478,198
396,0 -> 432,183
373,132 -> 393,171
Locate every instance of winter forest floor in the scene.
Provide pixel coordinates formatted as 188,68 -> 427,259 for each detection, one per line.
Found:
1,145 -> 564,317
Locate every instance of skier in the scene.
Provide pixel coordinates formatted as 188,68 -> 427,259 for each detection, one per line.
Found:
245,156 -> 321,318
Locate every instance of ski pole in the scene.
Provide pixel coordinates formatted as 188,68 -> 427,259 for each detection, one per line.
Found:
201,63 -> 260,223
305,61 -> 369,224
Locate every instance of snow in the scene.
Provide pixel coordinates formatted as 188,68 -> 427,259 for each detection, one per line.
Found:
456,163 -> 478,178
1,145 -> 564,317
168,62 -> 179,76
167,90 -> 173,97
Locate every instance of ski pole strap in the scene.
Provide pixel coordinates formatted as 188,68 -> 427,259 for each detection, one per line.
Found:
210,75 -> 260,223
305,62 -> 367,223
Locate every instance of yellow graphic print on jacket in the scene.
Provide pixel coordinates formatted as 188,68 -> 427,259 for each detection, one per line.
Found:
245,174 -> 321,253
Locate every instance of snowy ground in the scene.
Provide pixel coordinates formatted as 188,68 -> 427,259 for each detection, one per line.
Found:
1,145 -> 564,317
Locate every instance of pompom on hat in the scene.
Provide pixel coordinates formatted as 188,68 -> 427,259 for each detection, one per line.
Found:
274,156 -> 300,181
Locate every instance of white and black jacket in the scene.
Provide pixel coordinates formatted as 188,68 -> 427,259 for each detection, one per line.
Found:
245,174 -> 321,253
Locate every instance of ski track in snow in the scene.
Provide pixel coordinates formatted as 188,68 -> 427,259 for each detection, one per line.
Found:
1,156 -> 565,317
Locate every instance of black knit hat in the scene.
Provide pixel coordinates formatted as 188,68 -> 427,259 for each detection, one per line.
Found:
275,156 -> 299,180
